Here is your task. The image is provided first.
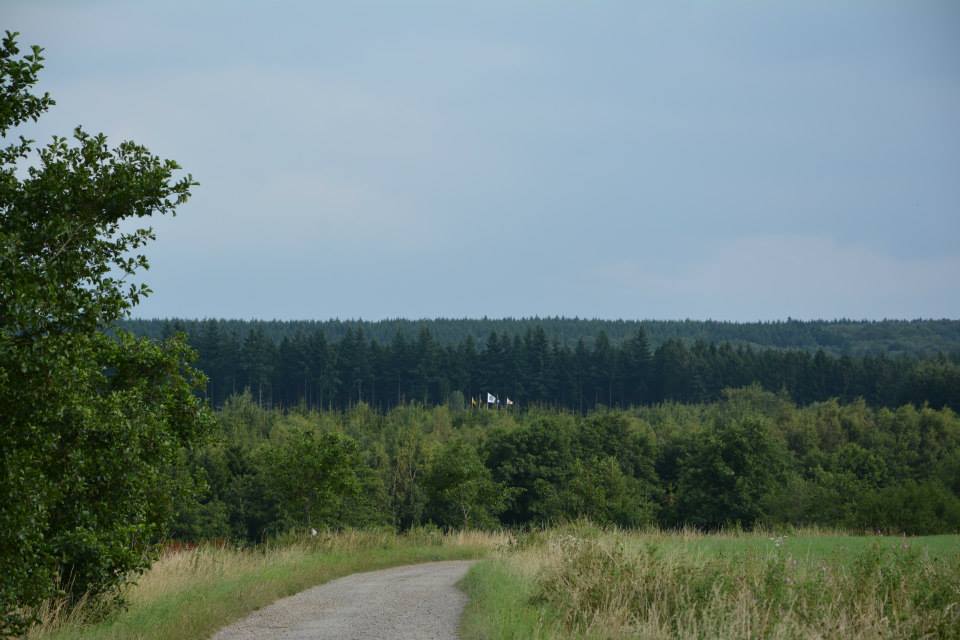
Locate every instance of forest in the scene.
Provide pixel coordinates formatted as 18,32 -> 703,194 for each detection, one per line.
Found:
171,387 -> 960,543
122,319 -> 960,412
121,317 -> 960,357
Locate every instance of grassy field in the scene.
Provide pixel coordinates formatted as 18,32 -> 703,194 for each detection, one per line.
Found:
27,528 -> 504,640
25,525 -> 960,640
459,524 -> 960,640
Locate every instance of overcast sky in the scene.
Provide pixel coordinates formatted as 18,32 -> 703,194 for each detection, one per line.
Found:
7,1 -> 960,320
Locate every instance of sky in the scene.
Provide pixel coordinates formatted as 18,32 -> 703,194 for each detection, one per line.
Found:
6,1 -> 960,321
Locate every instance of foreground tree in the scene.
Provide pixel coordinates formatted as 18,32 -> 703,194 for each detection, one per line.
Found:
0,32 -> 210,634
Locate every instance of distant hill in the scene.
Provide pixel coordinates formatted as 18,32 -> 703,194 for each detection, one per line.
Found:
119,317 -> 960,357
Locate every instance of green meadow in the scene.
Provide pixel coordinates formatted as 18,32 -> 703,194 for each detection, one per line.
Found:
460,525 -> 960,640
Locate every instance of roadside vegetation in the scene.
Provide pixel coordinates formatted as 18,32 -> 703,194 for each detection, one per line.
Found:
26,529 -> 501,640
459,523 -> 960,640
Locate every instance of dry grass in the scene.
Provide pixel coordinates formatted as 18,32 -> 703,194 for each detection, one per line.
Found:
26,528 -> 506,640
461,525 -> 960,640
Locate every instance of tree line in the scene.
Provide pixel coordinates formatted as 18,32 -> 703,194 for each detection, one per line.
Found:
173,387 -> 960,542
122,316 -> 960,358
149,321 -> 959,412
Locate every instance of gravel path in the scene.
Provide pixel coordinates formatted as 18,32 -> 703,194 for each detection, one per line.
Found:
210,560 -> 476,640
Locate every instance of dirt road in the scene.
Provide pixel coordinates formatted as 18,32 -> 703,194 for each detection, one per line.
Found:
210,560 -> 476,640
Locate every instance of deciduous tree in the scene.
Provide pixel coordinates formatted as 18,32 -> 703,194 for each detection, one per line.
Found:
0,32 -> 210,634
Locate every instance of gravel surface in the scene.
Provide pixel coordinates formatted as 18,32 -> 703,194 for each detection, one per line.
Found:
210,560 -> 476,640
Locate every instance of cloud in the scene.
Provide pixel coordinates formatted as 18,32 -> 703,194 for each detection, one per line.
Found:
9,1 -> 959,320
595,235 -> 960,320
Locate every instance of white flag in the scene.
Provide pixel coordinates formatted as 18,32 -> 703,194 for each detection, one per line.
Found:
487,392 -> 497,404
506,397 -> 514,406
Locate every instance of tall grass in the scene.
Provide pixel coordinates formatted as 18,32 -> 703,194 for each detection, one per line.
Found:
27,528 -> 506,640
460,525 -> 960,639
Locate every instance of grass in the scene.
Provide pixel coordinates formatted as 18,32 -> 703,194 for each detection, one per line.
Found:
27,528 -> 505,640
27,525 -> 960,640
621,529 -> 960,563
459,560 -> 560,640
458,524 -> 960,640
